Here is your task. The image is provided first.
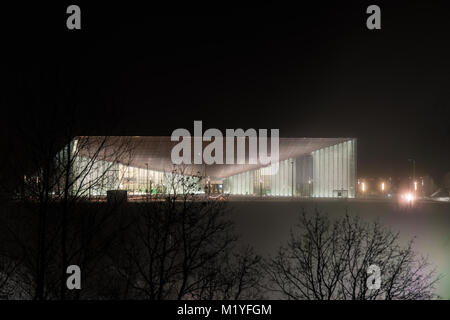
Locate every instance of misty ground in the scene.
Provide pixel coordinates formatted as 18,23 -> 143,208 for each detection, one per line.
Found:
228,198 -> 450,299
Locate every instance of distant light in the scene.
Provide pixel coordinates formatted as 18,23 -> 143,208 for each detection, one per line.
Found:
402,192 -> 415,203
381,182 -> 385,192
414,181 -> 418,191
362,182 -> 366,192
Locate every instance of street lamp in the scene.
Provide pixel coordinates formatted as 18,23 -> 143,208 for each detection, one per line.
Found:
408,159 -> 416,196
149,177 -> 152,196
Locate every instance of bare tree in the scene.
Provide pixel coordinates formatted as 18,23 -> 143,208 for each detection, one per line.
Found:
0,103 -> 135,300
0,135 -> 135,299
191,246 -> 264,300
267,210 -> 441,300
105,167 -> 263,300
0,249 -> 22,299
53,135 -> 134,299
0,60 -> 140,300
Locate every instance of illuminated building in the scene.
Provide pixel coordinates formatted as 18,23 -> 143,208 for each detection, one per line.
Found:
71,136 -> 357,198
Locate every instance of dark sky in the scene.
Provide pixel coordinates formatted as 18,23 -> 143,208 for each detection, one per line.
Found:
1,2 -> 449,181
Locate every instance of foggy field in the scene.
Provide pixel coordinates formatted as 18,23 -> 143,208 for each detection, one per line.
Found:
229,199 -> 450,299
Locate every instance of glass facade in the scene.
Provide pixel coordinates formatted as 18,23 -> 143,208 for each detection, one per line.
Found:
68,138 -> 357,198
72,158 -> 203,196
223,159 -> 296,197
72,157 -> 167,196
311,139 -> 357,198
223,139 -> 357,198
118,163 -> 166,194
223,170 -> 254,195
72,157 -> 120,196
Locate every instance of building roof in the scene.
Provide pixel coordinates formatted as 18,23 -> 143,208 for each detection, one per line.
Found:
79,136 -> 355,179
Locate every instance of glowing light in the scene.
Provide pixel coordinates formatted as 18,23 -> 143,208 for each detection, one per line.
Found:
361,182 -> 366,192
402,192 -> 415,203
381,182 -> 385,192
414,181 -> 417,191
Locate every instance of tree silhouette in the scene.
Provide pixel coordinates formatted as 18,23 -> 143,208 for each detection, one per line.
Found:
103,167 -> 264,300
267,210 -> 440,300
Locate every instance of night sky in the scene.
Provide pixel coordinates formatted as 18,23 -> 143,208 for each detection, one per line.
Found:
1,2 -> 449,181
